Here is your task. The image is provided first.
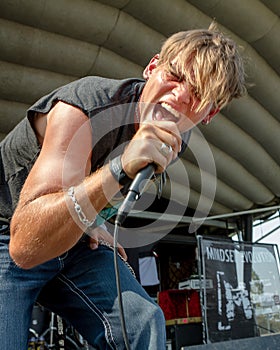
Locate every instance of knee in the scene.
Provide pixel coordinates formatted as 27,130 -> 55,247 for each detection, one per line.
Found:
153,301 -> 165,321
120,292 -> 166,348
136,301 -> 166,348
136,297 -> 165,331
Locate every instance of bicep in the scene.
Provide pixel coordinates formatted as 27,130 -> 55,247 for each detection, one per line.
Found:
22,102 -> 92,201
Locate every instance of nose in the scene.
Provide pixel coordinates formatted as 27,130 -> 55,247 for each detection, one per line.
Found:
172,81 -> 190,104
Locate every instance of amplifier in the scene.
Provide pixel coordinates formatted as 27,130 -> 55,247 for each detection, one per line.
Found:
166,322 -> 203,350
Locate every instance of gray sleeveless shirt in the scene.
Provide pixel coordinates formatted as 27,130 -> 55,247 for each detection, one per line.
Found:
0,76 -> 145,221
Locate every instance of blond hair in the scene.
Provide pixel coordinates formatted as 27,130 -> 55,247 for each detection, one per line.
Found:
158,22 -> 247,112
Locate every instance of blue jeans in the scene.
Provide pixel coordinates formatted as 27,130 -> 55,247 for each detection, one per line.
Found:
0,232 -> 166,349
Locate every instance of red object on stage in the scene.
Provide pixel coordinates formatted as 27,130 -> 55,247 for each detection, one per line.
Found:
158,289 -> 201,320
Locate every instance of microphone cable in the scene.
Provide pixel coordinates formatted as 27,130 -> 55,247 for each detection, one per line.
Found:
113,164 -> 155,350
113,221 -> 131,350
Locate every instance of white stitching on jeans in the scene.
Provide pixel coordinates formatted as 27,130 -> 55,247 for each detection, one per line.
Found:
57,273 -> 118,349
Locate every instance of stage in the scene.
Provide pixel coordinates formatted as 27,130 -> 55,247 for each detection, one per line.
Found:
186,333 -> 280,350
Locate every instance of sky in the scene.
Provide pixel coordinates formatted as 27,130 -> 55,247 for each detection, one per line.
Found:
253,212 -> 280,257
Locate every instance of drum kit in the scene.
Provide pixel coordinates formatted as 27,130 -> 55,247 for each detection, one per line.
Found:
28,304 -> 95,350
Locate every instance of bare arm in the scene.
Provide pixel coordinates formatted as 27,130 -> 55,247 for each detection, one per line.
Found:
9,102 -> 181,269
9,102 -> 120,268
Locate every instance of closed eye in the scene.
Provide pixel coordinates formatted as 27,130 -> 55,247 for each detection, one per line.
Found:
166,64 -> 184,82
170,69 -> 182,81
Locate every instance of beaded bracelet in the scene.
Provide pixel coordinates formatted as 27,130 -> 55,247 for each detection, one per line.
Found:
67,186 -> 96,228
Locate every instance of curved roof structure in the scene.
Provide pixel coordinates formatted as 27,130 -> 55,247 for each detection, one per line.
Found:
0,0 -> 279,233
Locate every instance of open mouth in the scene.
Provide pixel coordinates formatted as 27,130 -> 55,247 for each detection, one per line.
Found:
153,102 -> 181,122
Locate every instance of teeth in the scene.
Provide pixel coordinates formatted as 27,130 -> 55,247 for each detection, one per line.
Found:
161,102 -> 181,119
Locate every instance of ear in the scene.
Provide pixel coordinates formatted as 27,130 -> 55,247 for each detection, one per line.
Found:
143,54 -> 160,80
201,107 -> 220,125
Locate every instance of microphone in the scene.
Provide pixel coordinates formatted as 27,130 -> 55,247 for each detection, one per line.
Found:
115,164 -> 155,226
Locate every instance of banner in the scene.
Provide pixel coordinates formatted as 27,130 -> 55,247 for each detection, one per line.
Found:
198,236 -> 280,343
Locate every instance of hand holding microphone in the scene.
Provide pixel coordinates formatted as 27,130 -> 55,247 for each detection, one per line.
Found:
121,121 -> 181,178
115,122 -> 181,226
